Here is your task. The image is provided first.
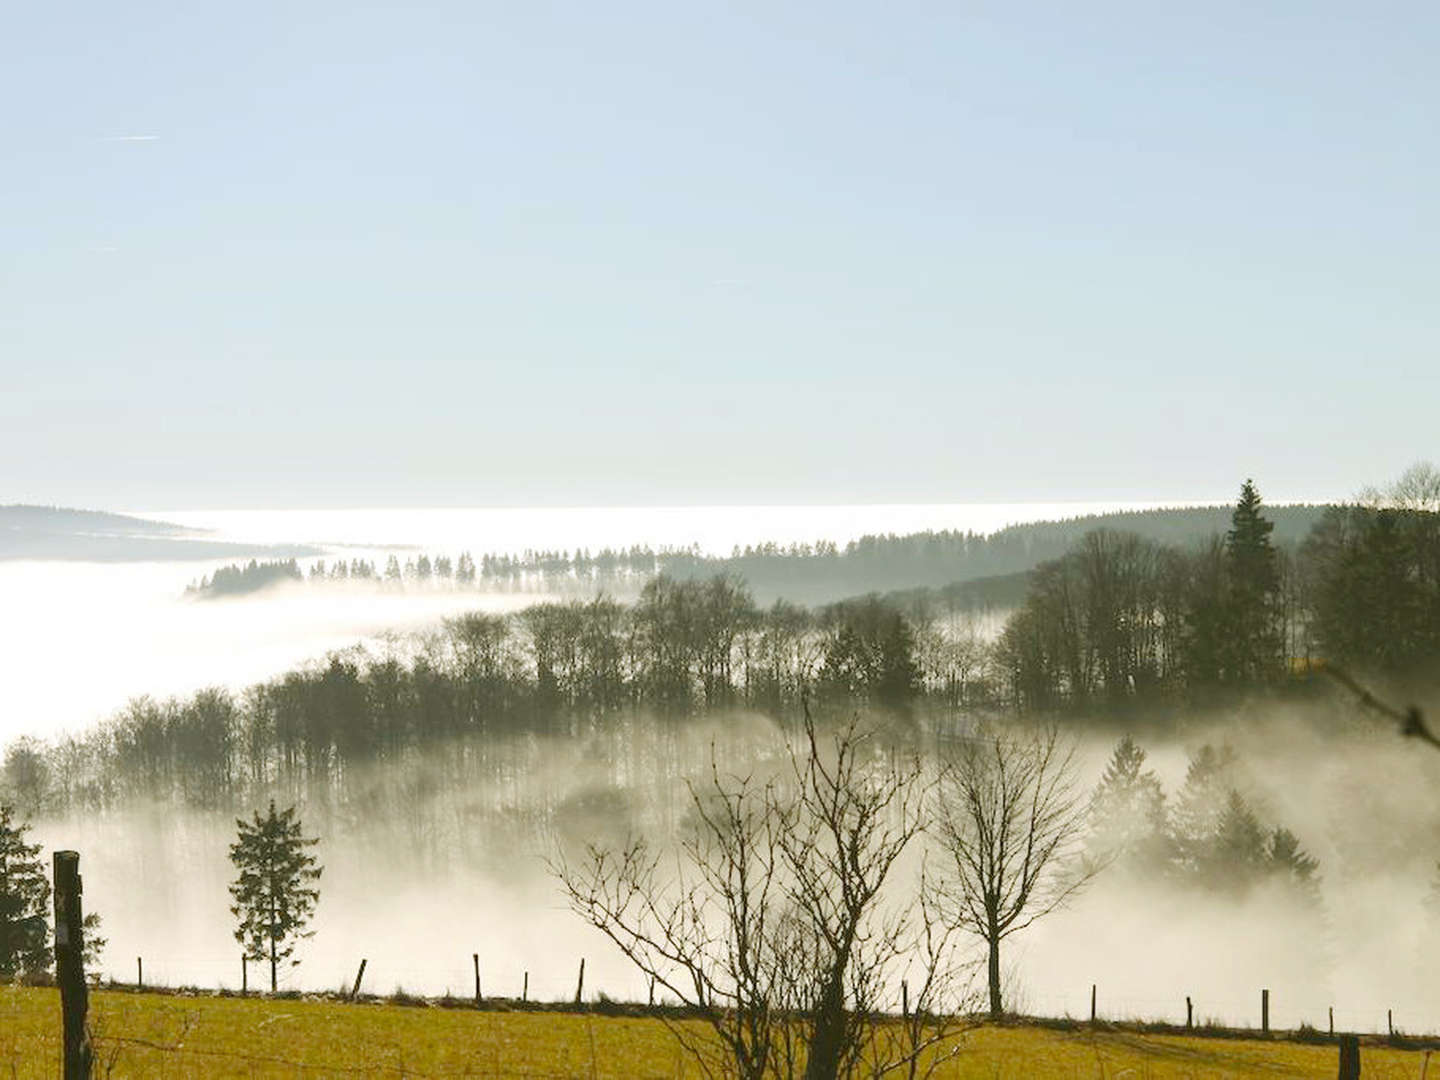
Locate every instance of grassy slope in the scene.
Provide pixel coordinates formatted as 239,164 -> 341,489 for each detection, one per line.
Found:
3,987 -> 1433,1079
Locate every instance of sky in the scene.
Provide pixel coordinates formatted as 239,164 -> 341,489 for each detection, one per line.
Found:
3,2 -> 1436,508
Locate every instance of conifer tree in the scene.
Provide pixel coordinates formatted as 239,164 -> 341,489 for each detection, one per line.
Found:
1086,735 -> 1169,872
229,801 -> 322,992
0,804 -> 50,980
1224,479 -> 1283,683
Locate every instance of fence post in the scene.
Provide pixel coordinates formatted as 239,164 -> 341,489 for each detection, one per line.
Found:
522,971 -> 528,1004
137,956 -> 143,990
351,958 -> 367,1000
1186,996 -> 1193,1031
1328,1006 -> 1333,1036
1261,989 -> 1269,1035
902,980 -> 909,1021
242,954 -> 248,995
473,953 -> 481,1005
574,958 -> 585,1006
52,851 -> 92,1080
1090,984 -> 1097,1023
1338,1034 -> 1360,1080
649,976 -> 656,1008
1388,1008 -> 1394,1037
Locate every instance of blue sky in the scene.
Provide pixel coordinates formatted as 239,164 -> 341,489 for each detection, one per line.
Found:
3,2 -> 1436,507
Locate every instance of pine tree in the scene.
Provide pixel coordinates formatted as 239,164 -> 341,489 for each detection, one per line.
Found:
229,801 -> 322,992
1170,745 -> 1239,873
1210,790 -> 1268,890
1224,479 -> 1283,683
1265,827 -> 1321,906
1086,735 -> 1169,872
0,804 -> 51,980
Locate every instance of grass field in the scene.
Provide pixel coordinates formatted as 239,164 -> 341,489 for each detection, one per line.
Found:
2,986 -> 1435,1078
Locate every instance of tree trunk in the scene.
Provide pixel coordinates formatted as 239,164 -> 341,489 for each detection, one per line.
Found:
803,977 -> 846,1080
987,934 -> 1002,1018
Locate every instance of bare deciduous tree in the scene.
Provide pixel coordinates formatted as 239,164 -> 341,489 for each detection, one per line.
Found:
554,709 -> 974,1079
933,727 -> 1094,1017
555,757 -> 784,1080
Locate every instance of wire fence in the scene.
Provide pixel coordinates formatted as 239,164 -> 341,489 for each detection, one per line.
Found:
84,953 -> 1440,1040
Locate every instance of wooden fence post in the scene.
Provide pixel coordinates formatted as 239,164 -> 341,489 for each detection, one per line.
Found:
1186,996 -> 1193,1031
351,958 -> 367,1000
473,953 -> 481,1005
1338,1034 -> 1360,1080
52,851 -> 92,1080
1261,988 -> 1269,1035
1388,1008 -> 1394,1036
522,971 -> 528,1003
242,954 -> 248,995
1090,984 -> 1097,1023
649,977 -> 655,1008
1328,1006 -> 1333,1036
137,956 -> 143,990
574,958 -> 585,1006
901,980 -> 909,1021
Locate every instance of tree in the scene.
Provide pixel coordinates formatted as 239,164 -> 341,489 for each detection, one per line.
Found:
1223,479 -> 1283,684
1170,745 -> 1239,875
933,727 -> 1094,1017
1086,735 -> 1169,874
229,801 -> 322,992
555,713 -> 966,1079
819,598 -> 922,709
0,804 -> 50,981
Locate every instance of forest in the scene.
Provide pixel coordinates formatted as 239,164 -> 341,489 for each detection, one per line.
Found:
6,478 -> 1438,826
187,504 -> 1335,602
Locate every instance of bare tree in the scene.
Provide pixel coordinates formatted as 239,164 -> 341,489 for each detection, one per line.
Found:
773,712 -> 927,1080
554,709 -> 971,1080
554,756 -> 784,1080
933,726 -> 1095,1017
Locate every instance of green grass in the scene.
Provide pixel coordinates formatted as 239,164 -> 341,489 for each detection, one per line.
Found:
2,986 -> 1435,1078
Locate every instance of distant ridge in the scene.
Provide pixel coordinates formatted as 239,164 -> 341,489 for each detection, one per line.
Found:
0,504 -> 321,562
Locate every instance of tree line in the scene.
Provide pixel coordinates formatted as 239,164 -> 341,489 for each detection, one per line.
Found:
187,503 -> 1334,602
994,473 -> 1440,712
12,472 -> 1440,818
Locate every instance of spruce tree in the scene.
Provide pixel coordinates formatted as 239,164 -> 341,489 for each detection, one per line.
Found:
1086,735 -> 1169,872
229,801 -> 322,992
1224,479 -> 1283,683
0,804 -> 51,980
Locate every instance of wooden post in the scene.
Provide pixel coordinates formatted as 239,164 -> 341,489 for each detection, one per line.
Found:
1388,1008 -> 1394,1036
1186,996 -> 1193,1031
1328,1006 -> 1333,1036
901,979 -> 909,1020
1261,988 -> 1270,1035
648,976 -> 655,1008
242,955 -> 248,995
52,851 -> 92,1080
1337,1034 -> 1360,1080
522,971 -> 528,1003
473,953 -> 481,1005
137,956 -> 143,990
1090,984 -> 1097,1023
575,957 -> 585,1005
351,958 -> 367,1000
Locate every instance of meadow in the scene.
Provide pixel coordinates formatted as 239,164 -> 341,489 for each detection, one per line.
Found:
2,987 -> 1435,1079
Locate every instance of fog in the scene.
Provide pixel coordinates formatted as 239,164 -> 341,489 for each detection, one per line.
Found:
0,560 -> 546,744
3,502 -> 1176,743
6,504 -> 1437,1034
20,698 -> 1440,1032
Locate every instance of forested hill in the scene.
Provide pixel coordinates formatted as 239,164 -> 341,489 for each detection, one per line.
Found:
661,504 -> 1334,603
0,505 -> 320,562
187,504 -> 1335,603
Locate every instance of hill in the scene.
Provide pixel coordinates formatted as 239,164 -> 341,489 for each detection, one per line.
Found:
0,505 -> 320,562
